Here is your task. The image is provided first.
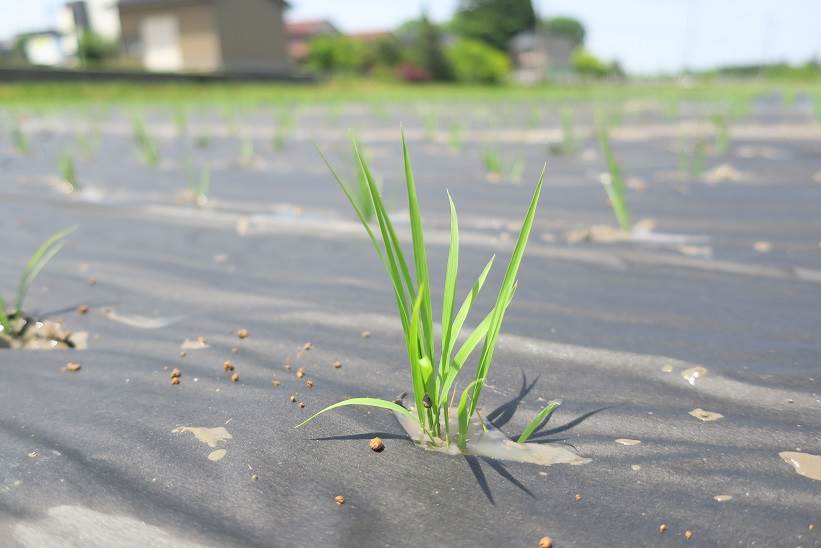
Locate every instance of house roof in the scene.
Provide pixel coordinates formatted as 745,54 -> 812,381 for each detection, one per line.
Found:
286,19 -> 338,38
119,0 -> 290,8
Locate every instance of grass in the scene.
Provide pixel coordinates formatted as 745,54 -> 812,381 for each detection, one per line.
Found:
597,126 -> 631,232
58,151 -> 79,192
0,227 -> 75,338
299,133 -> 557,450
132,115 -> 159,166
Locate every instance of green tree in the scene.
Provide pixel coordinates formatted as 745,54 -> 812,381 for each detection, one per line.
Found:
543,17 -> 586,47
446,38 -> 510,84
399,15 -> 452,81
571,49 -> 609,78
307,36 -> 366,74
451,0 -> 537,50
77,32 -> 117,67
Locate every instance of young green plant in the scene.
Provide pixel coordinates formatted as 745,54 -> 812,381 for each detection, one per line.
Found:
597,126 -> 631,232
298,134 -> 554,451
59,151 -> 79,192
185,162 -> 211,207
132,115 -> 159,166
0,227 -> 76,338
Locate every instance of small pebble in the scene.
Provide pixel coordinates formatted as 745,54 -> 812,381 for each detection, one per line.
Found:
809,523 -> 815,531
64,362 -> 81,372
538,536 -> 552,548
289,394 -> 297,403
305,380 -> 314,389
361,331 -> 370,338
334,495 -> 345,505
299,402 -> 305,409
179,351 -> 187,358
574,493 -> 582,503
77,305 -> 89,315
302,342 -> 312,351
88,278 -> 97,286
333,360 -> 342,369
231,372 -> 240,382
231,347 -> 238,353
272,378 -> 281,387
659,524 -> 668,534
223,360 -> 235,371
296,367 -> 305,379
684,530 -> 694,541
171,377 -> 180,385
251,474 -> 258,481
237,328 -> 249,339
170,368 -> 181,379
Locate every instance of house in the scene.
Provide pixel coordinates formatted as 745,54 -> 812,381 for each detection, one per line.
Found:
57,0 -> 122,62
58,0 -> 122,59
509,30 -> 575,84
118,0 -> 290,72
286,19 -> 339,63
16,30 -> 66,66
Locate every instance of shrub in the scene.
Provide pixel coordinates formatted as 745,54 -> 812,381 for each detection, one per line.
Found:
571,48 -> 609,78
446,38 -> 510,84
307,36 -> 366,74
77,32 -> 117,67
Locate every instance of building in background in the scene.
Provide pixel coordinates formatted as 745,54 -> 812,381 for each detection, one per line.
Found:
16,30 -> 65,66
509,30 -> 575,84
286,19 -> 339,63
57,0 -> 122,59
118,0 -> 290,72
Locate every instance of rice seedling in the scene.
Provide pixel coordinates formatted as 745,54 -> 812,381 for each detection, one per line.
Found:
185,162 -> 211,207
271,110 -> 295,151
597,126 -> 631,232
423,111 -> 438,143
239,137 -> 255,166
58,151 -> 79,192
448,122 -> 463,153
347,142 -> 382,222
689,139 -> 708,180
509,156 -> 526,184
195,134 -> 210,149
132,115 -> 159,166
710,113 -> 730,154
559,107 -> 576,155
482,147 -> 503,179
0,227 -> 75,339
174,105 -> 189,137
299,134 -> 554,452
527,106 -> 541,128
10,116 -> 29,155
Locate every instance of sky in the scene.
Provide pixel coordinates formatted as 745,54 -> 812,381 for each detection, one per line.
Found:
1,0 -> 819,75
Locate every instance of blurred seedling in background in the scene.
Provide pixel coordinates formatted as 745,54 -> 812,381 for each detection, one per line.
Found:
10,116 -> 29,154
597,126 -> 631,232
174,105 -> 189,138
527,106 -> 541,128
482,147 -> 503,182
549,107 -> 576,155
422,110 -> 438,143
448,122 -> 463,153
0,227 -> 76,339
302,135 -> 559,452
239,137 -> 255,166
132,115 -> 159,166
679,138 -> 709,180
710,113 -> 730,154
184,162 -> 211,207
58,151 -> 79,193
271,109 -> 295,151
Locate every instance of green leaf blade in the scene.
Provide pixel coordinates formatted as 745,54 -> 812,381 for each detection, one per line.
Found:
295,397 -> 415,429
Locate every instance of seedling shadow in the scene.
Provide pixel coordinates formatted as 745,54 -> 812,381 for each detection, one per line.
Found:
312,370 -> 609,505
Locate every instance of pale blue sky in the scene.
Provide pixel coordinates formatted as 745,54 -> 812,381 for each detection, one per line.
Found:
2,0 -> 819,74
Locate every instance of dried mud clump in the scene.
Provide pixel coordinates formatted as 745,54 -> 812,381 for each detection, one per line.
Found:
368,437 -> 385,452
538,536 -> 553,548
237,328 -> 249,339
334,495 -> 345,506
1,318 -> 87,350
63,362 -> 81,372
